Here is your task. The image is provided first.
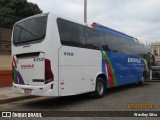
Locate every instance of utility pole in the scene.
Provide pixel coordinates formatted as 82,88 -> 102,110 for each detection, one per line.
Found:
84,0 -> 87,24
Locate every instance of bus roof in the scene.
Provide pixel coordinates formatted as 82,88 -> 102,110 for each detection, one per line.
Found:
92,22 -> 135,41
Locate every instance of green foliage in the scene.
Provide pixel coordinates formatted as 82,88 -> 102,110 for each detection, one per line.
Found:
0,0 -> 42,28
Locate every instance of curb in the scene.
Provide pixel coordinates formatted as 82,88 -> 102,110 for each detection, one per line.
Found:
0,96 -> 39,105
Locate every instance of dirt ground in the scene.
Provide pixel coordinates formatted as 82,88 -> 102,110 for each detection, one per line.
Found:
0,54 -> 11,70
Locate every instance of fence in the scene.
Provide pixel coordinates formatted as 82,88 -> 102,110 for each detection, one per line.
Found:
0,13 -> 20,54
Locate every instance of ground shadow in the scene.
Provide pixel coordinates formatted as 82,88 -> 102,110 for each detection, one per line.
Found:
16,82 -> 157,110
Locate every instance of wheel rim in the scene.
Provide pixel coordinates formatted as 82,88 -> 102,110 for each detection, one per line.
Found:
97,81 -> 104,95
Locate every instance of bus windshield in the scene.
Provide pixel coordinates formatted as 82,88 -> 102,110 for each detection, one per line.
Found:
13,14 -> 48,46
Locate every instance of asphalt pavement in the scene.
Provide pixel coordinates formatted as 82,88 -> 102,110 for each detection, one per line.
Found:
0,81 -> 160,119
0,87 -> 38,104
0,80 -> 159,105
0,80 -> 160,104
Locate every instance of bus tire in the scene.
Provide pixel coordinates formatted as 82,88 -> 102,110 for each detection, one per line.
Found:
93,77 -> 106,98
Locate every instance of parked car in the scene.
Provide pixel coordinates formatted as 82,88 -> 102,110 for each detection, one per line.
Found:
152,62 -> 160,79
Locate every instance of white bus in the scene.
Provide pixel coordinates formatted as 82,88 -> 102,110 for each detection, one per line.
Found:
12,13 -> 149,98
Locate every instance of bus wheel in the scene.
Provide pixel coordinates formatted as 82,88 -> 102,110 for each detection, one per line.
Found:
93,77 -> 105,98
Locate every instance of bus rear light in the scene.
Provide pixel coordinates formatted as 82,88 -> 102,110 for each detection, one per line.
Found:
12,62 -> 14,81
45,59 -> 54,84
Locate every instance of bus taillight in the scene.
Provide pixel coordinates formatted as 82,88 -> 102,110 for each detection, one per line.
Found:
45,59 -> 54,84
12,61 -> 14,81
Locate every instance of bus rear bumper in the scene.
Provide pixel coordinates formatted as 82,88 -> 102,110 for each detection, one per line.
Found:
13,81 -> 59,96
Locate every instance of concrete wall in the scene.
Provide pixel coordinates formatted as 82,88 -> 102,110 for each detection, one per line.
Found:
0,70 -> 12,87
0,54 -> 11,70
0,54 -> 12,87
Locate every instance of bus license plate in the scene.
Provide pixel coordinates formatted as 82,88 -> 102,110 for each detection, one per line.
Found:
24,88 -> 32,94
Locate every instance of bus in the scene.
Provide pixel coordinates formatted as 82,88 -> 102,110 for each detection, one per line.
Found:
12,13 -> 150,98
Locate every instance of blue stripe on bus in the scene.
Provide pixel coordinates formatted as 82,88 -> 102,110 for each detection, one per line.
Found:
96,26 -> 134,41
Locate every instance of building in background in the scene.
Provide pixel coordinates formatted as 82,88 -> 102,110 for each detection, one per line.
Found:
150,42 -> 160,55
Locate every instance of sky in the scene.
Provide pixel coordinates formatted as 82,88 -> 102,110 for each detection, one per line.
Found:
27,0 -> 160,44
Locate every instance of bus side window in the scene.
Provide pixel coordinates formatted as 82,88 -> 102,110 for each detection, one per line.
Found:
57,18 -> 85,48
129,41 -> 137,55
102,45 -> 110,51
118,38 -> 130,54
103,32 -> 119,52
85,28 -> 103,50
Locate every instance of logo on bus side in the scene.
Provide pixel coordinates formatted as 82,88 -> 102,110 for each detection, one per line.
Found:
21,64 -> 34,69
33,57 -> 44,62
128,58 -> 141,63
64,52 -> 74,56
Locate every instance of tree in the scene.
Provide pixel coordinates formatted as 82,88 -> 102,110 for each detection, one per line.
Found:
0,0 -> 42,18
0,0 -> 42,28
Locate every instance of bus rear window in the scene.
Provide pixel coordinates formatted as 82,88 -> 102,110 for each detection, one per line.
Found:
13,14 -> 48,46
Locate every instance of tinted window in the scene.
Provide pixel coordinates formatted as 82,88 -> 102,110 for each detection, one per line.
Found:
85,28 -> 103,50
129,41 -> 137,54
57,18 -> 85,48
57,18 -> 146,55
135,44 -> 140,55
103,33 -> 119,52
118,37 -> 130,54
103,33 -> 111,51
13,14 -> 48,46
138,44 -> 143,55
